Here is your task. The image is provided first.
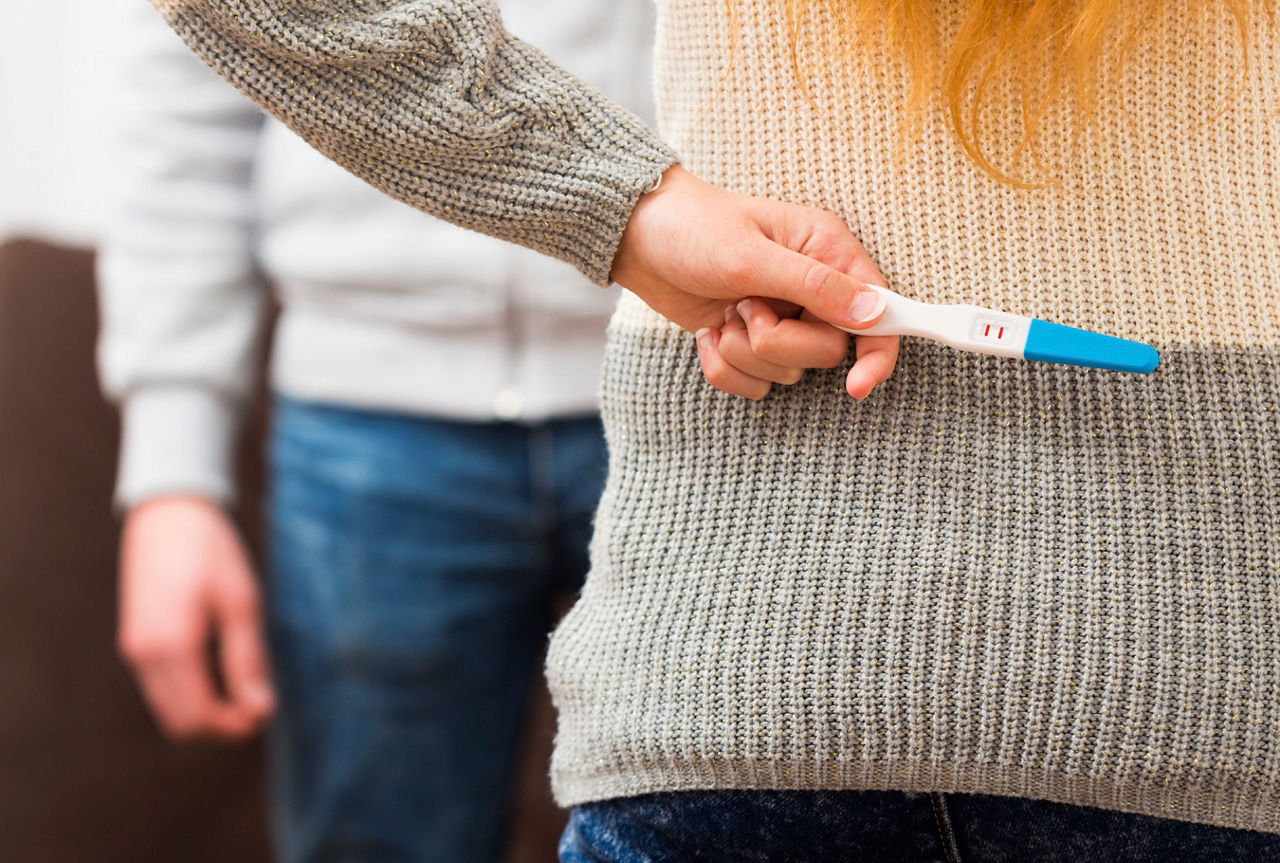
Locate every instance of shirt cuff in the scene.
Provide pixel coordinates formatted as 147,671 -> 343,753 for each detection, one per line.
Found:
114,386 -> 241,510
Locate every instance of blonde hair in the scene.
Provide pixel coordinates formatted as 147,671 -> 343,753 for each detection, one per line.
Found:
780,0 -> 1272,185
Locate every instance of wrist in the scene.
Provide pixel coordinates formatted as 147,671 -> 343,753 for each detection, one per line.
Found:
125,495 -> 228,533
610,164 -> 694,287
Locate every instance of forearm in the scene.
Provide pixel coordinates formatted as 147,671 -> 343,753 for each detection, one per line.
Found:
151,0 -> 677,285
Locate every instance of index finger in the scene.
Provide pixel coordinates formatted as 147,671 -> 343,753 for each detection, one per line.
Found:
846,334 -> 901,399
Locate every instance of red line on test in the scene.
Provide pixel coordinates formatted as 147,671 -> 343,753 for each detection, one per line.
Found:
984,324 -> 991,337
998,326 -> 1005,339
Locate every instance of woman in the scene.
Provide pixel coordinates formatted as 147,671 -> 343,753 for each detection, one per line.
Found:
555,2 -> 1280,857
150,0 -> 1280,858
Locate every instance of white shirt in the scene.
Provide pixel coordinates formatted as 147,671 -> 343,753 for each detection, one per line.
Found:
98,0 -> 657,506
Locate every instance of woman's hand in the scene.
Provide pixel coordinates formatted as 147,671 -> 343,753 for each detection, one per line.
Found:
610,165 -> 900,400
713,298 -> 901,400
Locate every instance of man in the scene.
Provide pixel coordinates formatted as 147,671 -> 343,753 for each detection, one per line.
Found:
99,1 -> 656,859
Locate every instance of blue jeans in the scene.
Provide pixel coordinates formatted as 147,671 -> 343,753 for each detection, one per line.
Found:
560,790 -> 1280,862
266,396 -> 606,863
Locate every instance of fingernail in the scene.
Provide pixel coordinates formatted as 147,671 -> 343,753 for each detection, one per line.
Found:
850,289 -> 885,323
724,305 -> 740,325
695,327 -> 712,348
736,298 -> 753,319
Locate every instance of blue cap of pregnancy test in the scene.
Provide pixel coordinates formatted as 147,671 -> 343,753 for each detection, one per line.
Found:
1023,319 -> 1160,374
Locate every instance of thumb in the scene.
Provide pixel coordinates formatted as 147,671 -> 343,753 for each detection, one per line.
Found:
215,574 -> 274,722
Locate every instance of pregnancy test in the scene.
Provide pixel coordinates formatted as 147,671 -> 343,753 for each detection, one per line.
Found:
839,285 -> 1159,373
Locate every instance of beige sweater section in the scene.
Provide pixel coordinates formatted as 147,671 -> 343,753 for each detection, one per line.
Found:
650,1 -> 1280,346
547,0 -> 1280,833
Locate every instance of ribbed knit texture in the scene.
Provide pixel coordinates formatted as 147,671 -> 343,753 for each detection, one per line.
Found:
151,0 -> 677,285
547,0 -> 1280,834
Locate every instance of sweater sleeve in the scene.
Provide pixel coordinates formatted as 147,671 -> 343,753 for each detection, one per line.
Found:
97,0 -> 270,509
150,0 -> 678,286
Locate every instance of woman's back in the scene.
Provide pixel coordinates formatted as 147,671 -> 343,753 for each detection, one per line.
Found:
548,0 -> 1280,833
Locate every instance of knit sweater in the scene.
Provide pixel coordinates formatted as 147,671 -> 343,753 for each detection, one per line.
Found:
149,0 -> 676,287
546,0 -> 1280,834
155,0 -> 1280,835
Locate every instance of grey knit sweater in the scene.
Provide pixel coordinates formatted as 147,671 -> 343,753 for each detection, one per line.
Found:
156,0 -> 1280,835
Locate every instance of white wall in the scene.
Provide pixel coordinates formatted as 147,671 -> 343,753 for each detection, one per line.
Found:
0,0 -> 127,246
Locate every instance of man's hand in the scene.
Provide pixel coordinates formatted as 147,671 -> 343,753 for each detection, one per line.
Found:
117,496 -> 274,740
611,165 -> 900,400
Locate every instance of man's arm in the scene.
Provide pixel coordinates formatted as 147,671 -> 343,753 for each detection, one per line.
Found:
152,0 -> 676,286
100,0 -> 269,507
99,0 -> 273,739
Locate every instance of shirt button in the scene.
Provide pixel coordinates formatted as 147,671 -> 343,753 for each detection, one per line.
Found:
493,388 -> 523,420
